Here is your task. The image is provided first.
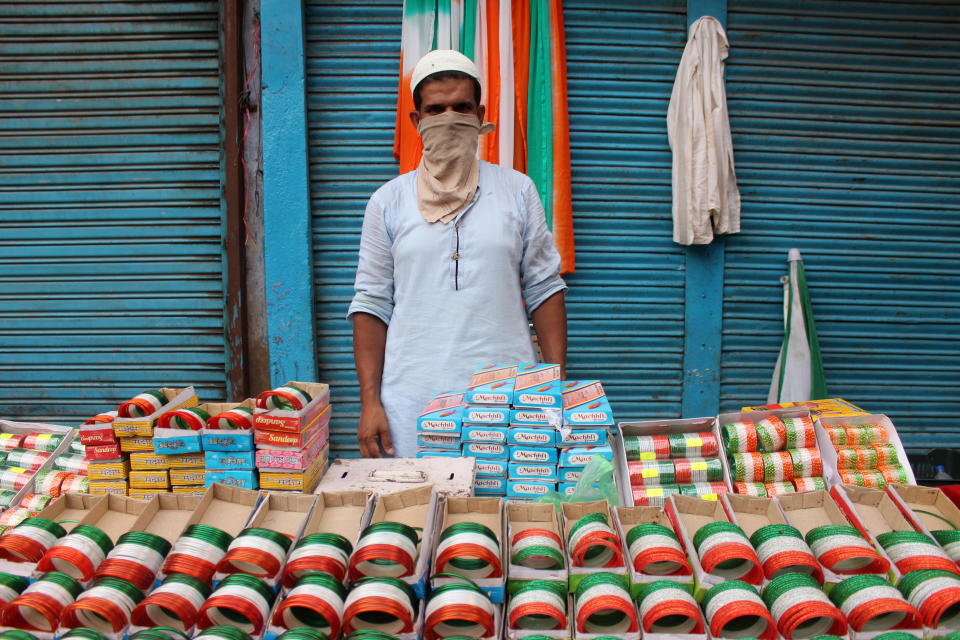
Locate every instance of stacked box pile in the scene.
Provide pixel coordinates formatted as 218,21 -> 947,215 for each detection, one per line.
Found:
417,366 -> 617,501
202,403 -> 259,492
254,381 -> 331,492
622,429 -> 728,506
722,413 -> 826,497
0,426 -> 78,529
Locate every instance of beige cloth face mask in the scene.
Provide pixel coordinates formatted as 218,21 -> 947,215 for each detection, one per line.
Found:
416,110 -> 495,224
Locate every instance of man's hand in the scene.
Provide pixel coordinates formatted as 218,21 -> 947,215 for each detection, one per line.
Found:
357,401 -> 394,458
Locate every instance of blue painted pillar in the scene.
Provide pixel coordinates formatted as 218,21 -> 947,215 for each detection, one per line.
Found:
260,0 -> 318,386
681,0 -> 727,417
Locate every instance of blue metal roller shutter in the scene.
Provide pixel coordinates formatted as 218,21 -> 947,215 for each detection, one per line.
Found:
0,2 -> 229,421
720,1 -> 960,447
305,0 -> 688,455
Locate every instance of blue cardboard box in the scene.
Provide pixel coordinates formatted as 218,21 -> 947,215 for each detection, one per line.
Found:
557,466 -> 583,483
464,364 -> 516,406
201,429 -> 254,452
508,462 -> 558,482
462,425 -> 508,444
205,468 -> 258,490
507,426 -> 557,447
153,427 -> 202,455
512,363 -> 563,408
558,445 -> 614,468
558,426 -> 609,446
509,408 -> 562,428
507,479 -> 556,499
475,459 -> 508,477
509,445 -> 558,464
416,449 -> 462,458
462,442 -> 507,459
561,380 -> 615,427
205,450 -> 255,470
417,433 -> 461,449
473,476 -> 507,494
462,407 -> 510,426
416,391 -> 465,435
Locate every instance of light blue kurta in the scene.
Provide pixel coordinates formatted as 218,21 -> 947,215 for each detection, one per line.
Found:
347,161 -> 567,456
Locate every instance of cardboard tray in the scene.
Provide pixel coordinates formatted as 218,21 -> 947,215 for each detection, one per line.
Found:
431,496 -> 507,603
368,484 -> 439,599
506,501 -> 567,588
614,504 -> 693,599
815,413 -> 917,487
561,499 -> 626,591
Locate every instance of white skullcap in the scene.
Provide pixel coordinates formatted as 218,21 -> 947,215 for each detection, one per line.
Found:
410,49 -> 481,97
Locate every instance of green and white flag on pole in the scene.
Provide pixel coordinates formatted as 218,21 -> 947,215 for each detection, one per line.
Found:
768,248 -> 829,403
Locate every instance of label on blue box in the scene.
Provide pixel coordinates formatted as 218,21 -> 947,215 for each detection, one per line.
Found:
201,429 -> 254,452
417,391 -> 464,434
417,433 -> 461,449
508,462 -> 558,481
558,426 -> 609,446
559,445 -> 614,467
416,449 -> 463,458
462,425 -> 508,443
205,450 -> 255,470
475,459 -> 508,477
507,426 -> 556,447
153,428 -> 203,454
464,364 -> 516,406
512,363 -> 562,408
507,479 -> 556,499
509,445 -> 558,464
474,476 -> 507,492
462,407 -> 510,426
462,442 -> 507,459
558,482 -> 578,496
205,468 -> 258,489
510,408 -> 562,428
558,467 -> 583,483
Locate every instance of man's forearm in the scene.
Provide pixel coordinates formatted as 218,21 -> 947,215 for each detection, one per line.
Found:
353,312 -> 388,404
531,291 -> 568,378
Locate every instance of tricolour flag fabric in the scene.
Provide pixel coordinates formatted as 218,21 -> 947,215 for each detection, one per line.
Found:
768,248 -> 829,404
394,0 -> 575,273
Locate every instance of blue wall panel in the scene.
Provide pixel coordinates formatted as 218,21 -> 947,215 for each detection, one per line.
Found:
0,2 -> 229,421
721,1 -> 960,448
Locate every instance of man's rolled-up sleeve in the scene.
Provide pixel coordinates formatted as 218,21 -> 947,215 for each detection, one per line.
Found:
347,195 -> 395,324
519,179 -> 568,313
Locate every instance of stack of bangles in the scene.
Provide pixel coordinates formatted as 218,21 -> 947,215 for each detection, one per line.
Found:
805,524 -> 890,574
0,517 -> 66,563
278,629 -> 329,640
625,522 -> 691,576
118,390 -> 167,417
875,530 -> 960,575
127,626 -> 190,640
507,579 -> 566,630
256,385 -> 312,410
636,580 -> 703,634
193,627 -> 254,640
162,524 -> 234,584
423,578 -> 495,640
692,521 -> 763,583
95,530 -> 172,590
348,522 -> 420,580
342,576 -> 417,636
61,576 -> 144,633
567,513 -> 623,568
218,527 -> 293,580
158,407 -> 211,431
196,573 -> 276,636
829,574 -> 920,632
435,522 -> 502,579
573,572 -> 637,634
273,572 -> 346,635
131,572 -> 212,630
762,573 -> 846,639
0,572 -> 28,607
510,528 -> 564,570
931,529 -> 960,563
750,524 -> 823,583
37,524 -> 113,581
897,569 -> 960,630
701,580 -> 777,640
0,571 -> 82,631
282,532 -> 353,587
206,406 -> 254,430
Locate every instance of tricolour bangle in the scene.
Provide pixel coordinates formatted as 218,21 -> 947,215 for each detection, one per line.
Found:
196,572 -> 276,635
0,570 -> 83,631
37,523 -> 113,581
573,571 -> 637,634
206,406 -> 254,430
424,580 -> 496,640
95,530 -> 172,590
435,522 -> 502,579
508,579 -> 566,630
61,576 -> 144,633
218,527 -> 293,579
762,572 -> 846,640
510,527 -> 564,570
567,512 -> 622,568
750,523 -> 822,584
828,574 -> 920,632
131,572 -> 211,631
162,523 -> 234,584
692,521 -> 763,584
0,517 -> 66,563
898,568 -> 960,629
625,522 -> 691,576
282,531 -> 353,587
118,390 -> 167,418
256,385 -> 312,410
805,524 -> 890,574
637,580 -> 703,634
348,522 -> 419,580
158,407 -> 211,431
193,626 -> 253,640
931,529 -> 960,564
702,580 -> 776,640
876,530 -> 960,576
342,576 -> 417,636
273,572 -> 346,635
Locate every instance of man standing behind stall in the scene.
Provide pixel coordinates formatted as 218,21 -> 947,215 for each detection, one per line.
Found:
348,50 -> 568,458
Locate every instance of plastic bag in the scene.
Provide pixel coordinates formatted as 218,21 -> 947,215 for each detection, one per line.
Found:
536,454 -> 620,507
